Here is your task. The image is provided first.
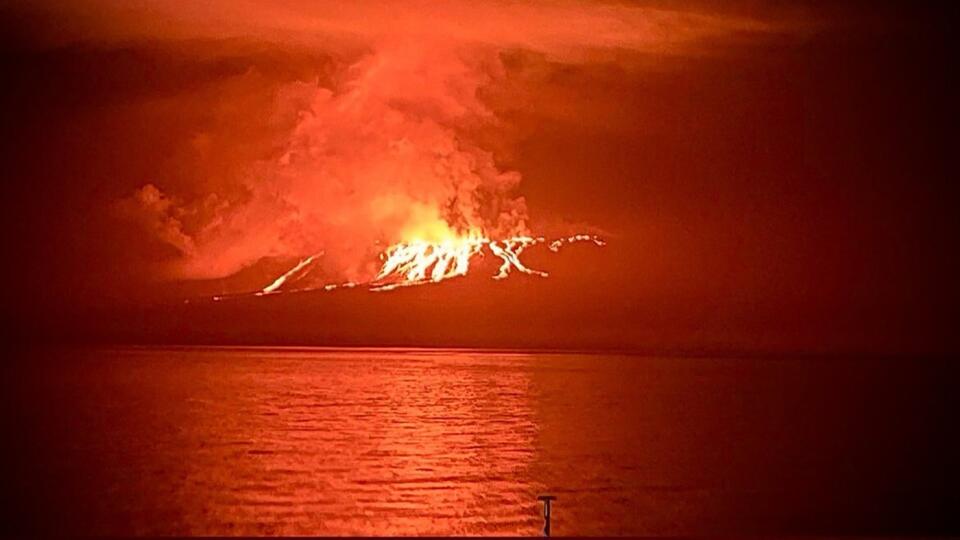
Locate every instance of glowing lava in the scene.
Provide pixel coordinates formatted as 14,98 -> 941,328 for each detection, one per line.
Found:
254,234 -> 605,296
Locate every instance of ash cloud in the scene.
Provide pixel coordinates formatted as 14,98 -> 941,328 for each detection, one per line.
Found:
124,42 -> 529,281
19,1 -> 776,58
63,0 -> 777,282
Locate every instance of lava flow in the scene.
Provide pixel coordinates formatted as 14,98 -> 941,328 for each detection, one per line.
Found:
250,234 -> 605,296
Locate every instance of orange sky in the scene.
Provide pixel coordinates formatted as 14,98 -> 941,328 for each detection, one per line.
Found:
2,1 -> 955,354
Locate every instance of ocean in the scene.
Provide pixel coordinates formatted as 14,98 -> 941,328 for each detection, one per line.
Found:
3,346 -> 955,535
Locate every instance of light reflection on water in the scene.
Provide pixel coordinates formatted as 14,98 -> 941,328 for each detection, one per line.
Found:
24,349 -> 547,535
7,347 -> 953,535
189,350 -> 543,535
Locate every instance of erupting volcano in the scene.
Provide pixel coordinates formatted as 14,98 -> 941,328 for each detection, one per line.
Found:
252,234 -> 605,296
124,39 -> 611,300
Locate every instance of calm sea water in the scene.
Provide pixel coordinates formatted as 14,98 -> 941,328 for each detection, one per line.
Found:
3,347 -> 955,535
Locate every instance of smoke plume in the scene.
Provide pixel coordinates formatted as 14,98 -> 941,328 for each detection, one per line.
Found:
125,41 -> 526,281
103,0 -> 773,283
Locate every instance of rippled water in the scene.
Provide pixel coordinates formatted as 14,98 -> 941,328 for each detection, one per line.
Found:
5,347 -> 954,535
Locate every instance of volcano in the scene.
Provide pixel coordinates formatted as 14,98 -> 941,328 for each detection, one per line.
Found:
222,234 -> 606,298
85,238 -> 621,351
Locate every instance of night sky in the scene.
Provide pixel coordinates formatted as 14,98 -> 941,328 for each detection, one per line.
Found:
2,1 -> 955,354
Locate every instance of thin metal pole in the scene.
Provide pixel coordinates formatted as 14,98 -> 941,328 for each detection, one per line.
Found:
537,495 -> 556,537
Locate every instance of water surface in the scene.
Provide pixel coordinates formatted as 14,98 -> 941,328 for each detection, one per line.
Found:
4,347 -> 954,535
